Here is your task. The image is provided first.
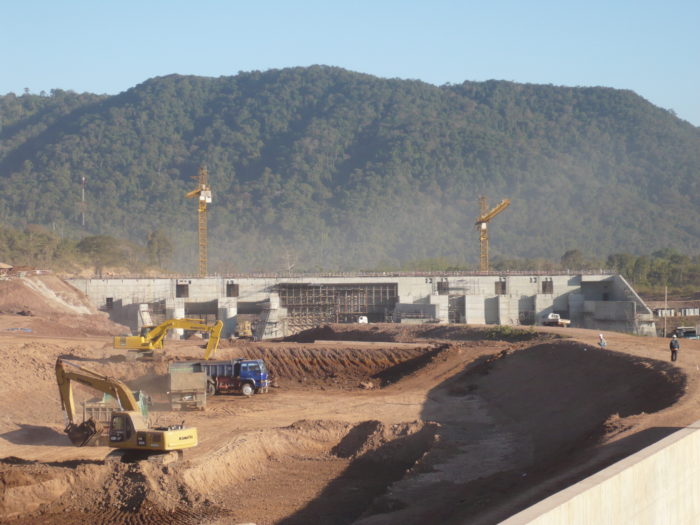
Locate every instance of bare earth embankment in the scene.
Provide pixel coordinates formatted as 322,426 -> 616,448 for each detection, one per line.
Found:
1,275 -> 699,524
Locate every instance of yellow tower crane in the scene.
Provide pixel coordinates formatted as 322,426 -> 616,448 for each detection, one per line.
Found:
185,166 -> 212,276
475,196 -> 510,272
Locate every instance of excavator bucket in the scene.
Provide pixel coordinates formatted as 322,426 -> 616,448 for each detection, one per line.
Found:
65,419 -> 103,446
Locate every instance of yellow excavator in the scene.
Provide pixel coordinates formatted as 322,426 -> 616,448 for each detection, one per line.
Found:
55,358 -> 198,452
113,318 -> 224,359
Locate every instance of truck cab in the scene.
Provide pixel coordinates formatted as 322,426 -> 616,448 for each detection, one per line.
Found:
212,359 -> 269,396
177,358 -> 270,396
542,312 -> 571,327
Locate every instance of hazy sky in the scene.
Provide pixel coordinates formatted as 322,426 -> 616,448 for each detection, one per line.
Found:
3,0 -> 699,126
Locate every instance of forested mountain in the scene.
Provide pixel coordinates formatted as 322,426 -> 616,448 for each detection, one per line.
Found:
1,66 -> 699,272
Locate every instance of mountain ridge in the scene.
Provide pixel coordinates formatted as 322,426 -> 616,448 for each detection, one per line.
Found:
1,66 -> 698,271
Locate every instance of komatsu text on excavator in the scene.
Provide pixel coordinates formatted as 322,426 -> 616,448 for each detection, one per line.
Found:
113,318 -> 223,359
55,358 -> 198,452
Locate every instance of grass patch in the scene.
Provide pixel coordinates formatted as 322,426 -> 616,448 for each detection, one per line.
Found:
482,325 -> 542,341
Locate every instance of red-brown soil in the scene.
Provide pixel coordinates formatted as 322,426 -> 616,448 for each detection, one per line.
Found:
0,274 -> 127,337
1,276 -> 699,524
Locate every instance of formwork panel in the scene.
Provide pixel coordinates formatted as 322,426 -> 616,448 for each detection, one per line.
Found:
277,283 -> 398,331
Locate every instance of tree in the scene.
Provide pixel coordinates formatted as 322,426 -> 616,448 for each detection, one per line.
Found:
146,229 -> 173,269
560,249 -> 584,270
632,256 -> 650,285
76,235 -> 128,276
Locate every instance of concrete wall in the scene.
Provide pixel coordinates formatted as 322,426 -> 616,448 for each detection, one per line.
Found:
534,294 -> 554,321
465,295 -> 486,324
394,295 -> 448,323
428,294 -> 449,323
498,295 -> 521,325
611,274 -> 653,315
581,301 -> 643,334
68,272 -> 655,337
568,293 -> 585,320
502,421 -> 700,524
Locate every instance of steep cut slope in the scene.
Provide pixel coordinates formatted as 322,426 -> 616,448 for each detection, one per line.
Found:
0,273 -> 126,336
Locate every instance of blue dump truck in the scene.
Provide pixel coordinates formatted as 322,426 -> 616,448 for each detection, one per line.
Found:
170,359 -> 270,397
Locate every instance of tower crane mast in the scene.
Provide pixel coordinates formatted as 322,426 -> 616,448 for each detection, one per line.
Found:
185,166 -> 212,276
475,196 -> 510,272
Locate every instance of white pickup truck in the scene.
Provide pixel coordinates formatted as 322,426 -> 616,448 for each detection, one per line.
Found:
542,313 -> 571,327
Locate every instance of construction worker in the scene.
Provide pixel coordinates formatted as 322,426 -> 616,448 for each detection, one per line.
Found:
670,334 -> 680,362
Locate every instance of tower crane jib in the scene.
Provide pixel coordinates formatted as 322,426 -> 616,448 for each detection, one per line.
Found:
474,197 -> 510,272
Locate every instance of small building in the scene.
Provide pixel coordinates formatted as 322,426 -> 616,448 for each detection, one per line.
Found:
646,300 -> 700,318
0,262 -> 13,276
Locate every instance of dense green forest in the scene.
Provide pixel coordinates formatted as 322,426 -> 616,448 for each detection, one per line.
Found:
1,67 -> 699,272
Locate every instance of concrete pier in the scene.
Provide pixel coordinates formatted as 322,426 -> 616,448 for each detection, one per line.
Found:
68,272 -> 655,338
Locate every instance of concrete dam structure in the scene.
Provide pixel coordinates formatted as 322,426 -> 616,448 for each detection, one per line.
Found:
68,271 -> 656,339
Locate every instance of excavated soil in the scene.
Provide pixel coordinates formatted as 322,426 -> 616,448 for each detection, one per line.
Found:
0,274 -> 127,337
1,275 -> 700,524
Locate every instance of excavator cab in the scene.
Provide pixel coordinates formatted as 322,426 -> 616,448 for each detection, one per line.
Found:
108,412 -> 134,443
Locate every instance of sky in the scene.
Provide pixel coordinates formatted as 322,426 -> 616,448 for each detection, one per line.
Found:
3,0 -> 699,126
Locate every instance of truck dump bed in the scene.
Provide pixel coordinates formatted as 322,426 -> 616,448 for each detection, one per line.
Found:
168,365 -> 207,410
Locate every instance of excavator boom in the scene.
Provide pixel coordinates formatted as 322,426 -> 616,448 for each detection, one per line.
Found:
114,318 -> 224,359
55,358 -> 198,452
203,320 -> 223,360
55,358 -> 140,445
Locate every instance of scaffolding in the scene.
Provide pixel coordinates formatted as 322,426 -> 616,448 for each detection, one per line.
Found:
277,283 -> 398,332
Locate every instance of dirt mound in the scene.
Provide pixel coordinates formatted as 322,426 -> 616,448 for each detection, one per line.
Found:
286,322 -> 554,344
330,419 -> 430,459
1,321 -> 697,524
233,342 -> 447,389
287,324 -> 406,343
0,458 -> 79,519
463,340 -> 685,462
1,419 -> 437,524
185,419 -> 438,525
0,342 -> 171,435
413,324 -> 550,342
0,456 -> 221,524
349,340 -> 688,525
0,274 -> 95,316
0,274 -> 126,336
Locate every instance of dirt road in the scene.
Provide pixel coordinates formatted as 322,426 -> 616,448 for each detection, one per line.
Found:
2,320 -> 699,524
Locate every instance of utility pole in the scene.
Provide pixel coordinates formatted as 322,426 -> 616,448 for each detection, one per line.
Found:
664,285 -> 668,337
81,176 -> 86,227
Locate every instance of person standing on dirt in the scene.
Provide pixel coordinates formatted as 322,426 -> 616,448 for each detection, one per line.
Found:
598,334 -> 607,349
670,334 -> 680,362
